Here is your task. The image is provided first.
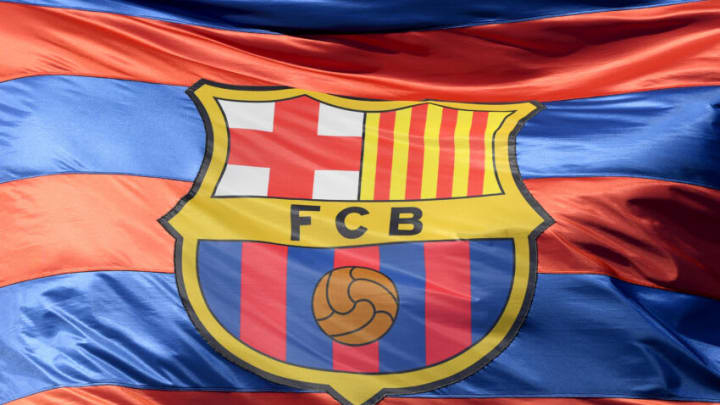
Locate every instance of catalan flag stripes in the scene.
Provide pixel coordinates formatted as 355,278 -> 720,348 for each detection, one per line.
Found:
360,105 -> 505,201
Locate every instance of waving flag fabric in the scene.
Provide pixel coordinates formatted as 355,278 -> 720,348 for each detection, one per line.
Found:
1,1 -> 719,404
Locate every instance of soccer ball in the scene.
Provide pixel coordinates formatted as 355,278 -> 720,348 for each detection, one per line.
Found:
312,266 -> 399,345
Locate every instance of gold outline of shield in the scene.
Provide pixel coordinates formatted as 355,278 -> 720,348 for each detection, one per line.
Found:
160,81 -> 553,405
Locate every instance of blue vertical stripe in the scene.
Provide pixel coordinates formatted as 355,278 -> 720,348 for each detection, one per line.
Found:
285,247 -> 334,369
197,240 -> 243,337
469,239 -> 515,342
378,243 -> 426,372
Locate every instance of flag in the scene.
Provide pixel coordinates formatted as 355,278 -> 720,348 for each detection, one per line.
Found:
1,1 -> 719,405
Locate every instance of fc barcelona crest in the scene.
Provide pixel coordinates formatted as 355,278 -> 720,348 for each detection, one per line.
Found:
161,81 -> 553,405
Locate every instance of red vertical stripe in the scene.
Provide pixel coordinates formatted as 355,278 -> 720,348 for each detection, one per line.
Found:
240,242 -> 288,360
374,111 -> 396,200
264,97 -> 319,199
424,241 -> 472,365
436,109 -> 458,199
467,111 -> 489,196
332,246 -> 381,372
405,104 -> 428,200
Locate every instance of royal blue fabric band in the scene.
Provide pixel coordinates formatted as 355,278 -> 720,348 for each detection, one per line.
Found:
1,76 -> 718,189
2,271 -> 718,402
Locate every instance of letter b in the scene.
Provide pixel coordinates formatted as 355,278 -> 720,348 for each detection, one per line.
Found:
389,207 -> 423,236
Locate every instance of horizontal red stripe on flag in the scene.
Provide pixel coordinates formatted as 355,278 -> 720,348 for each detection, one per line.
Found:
530,177 -> 720,300
1,1 -> 719,102
1,174 -> 719,302
0,174 -> 188,287
9,385 -> 720,405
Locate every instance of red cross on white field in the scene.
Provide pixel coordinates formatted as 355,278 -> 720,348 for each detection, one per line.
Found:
223,96 -> 363,199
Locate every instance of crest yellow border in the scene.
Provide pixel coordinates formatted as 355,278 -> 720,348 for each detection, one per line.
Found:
161,81 -> 553,405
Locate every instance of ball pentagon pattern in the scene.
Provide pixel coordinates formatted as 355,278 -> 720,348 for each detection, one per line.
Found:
312,267 -> 399,345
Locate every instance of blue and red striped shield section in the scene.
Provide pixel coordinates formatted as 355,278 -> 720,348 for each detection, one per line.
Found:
161,83 -> 552,405
197,240 -> 513,372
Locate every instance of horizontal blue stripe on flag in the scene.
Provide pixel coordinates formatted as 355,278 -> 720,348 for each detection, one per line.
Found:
0,76 -> 205,184
0,0 -> 697,34
0,76 -> 718,190
1,271 -> 718,403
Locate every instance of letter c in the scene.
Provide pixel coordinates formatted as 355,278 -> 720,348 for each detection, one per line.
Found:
335,207 -> 369,239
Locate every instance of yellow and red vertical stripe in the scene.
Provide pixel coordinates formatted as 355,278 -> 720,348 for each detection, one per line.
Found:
360,105 -> 507,201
